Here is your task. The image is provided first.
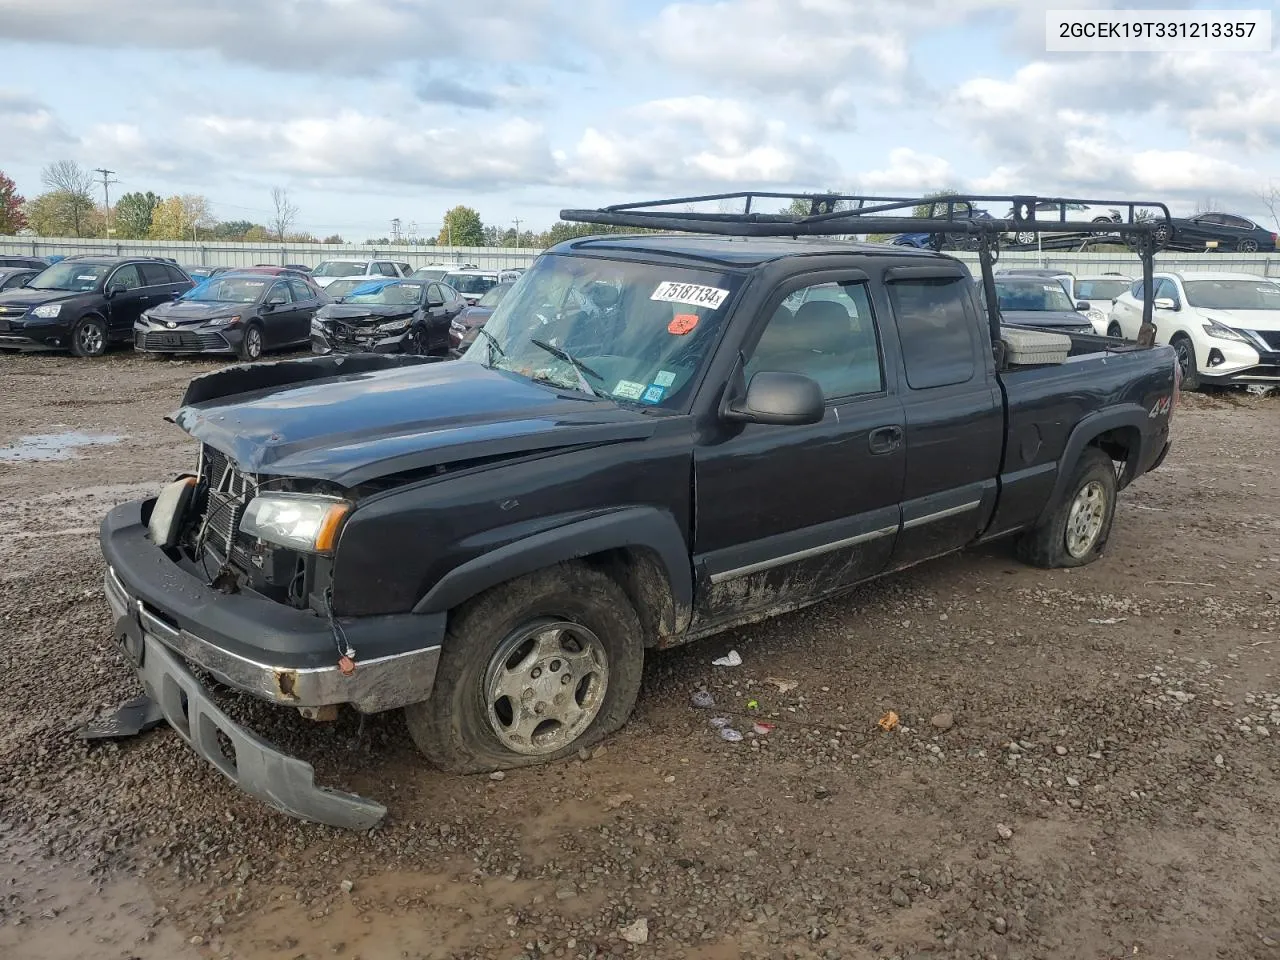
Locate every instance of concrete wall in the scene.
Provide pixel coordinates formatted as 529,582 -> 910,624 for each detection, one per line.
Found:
3,236 -> 1279,278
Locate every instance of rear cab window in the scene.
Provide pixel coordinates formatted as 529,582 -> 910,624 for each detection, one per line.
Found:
887,277 -> 978,389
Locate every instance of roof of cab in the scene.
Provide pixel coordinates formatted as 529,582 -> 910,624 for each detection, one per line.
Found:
548,233 -> 955,268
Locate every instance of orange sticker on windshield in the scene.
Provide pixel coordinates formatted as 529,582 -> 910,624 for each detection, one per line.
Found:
668,313 -> 699,335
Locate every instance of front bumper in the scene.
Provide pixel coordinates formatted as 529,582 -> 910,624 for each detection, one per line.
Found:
105,578 -> 385,829
134,325 -> 238,355
311,329 -> 410,355
0,318 -> 68,350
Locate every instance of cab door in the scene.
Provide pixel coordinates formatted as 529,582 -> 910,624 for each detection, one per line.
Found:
692,273 -> 905,629
103,263 -> 147,339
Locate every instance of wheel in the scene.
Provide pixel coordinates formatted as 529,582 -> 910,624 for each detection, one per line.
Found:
70,315 -> 107,358
1107,321 -> 1123,339
1152,223 -> 1172,248
237,323 -> 264,361
405,563 -> 645,773
1091,216 -> 1115,223
1170,333 -> 1200,391
1016,448 -> 1117,569
1238,238 -> 1259,253
1014,230 -> 1036,245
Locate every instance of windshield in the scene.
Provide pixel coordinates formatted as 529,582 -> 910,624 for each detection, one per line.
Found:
27,262 -> 109,292
477,282 -> 514,308
995,280 -> 1076,312
445,272 -> 498,295
1075,279 -> 1129,301
410,268 -> 449,281
346,281 -> 425,306
312,261 -> 367,278
324,278 -> 365,299
1184,279 -> 1280,310
182,276 -> 269,303
460,254 -> 741,406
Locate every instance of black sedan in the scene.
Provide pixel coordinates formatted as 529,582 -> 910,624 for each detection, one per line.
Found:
135,273 -> 324,360
1149,212 -> 1278,253
310,279 -> 465,356
984,277 -> 1095,335
0,266 -> 39,292
449,280 -> 513,353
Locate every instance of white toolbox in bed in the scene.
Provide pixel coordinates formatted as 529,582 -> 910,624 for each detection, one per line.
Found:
1000,327 -> 1071,366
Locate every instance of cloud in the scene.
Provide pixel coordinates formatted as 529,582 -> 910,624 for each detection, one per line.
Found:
562,96 -> 839,188
415,75 -> 500,110
0,89 -> 73,157
1,0 -> 572,75
857,148 -> 955,193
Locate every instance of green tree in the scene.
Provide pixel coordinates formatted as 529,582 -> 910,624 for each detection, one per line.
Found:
779,193 -> 850,217
0,171 -> 27,234
114,191 -> 160,239
438,205 -> 484,247
322,233 -> 344,244
25,191 -> 80,236
913,189 -> 962,218
242,225 -> 273,242
149,194 -> 213,240
212,219 -> 257,240
40,161 -> 95,236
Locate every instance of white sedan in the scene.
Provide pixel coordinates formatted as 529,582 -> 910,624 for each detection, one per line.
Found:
1109,271 -> 1280,389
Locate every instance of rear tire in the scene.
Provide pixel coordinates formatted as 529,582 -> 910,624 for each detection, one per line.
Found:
1016,448 -> 1117,569
405,563 -> 645,774
1171,333 -> 1200,391
70,315 -> 108,358
1107,321 -> 1123,339
1238,238 -> 1260,253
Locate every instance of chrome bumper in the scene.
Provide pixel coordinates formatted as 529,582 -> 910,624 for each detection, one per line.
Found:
104,565 -> 440,714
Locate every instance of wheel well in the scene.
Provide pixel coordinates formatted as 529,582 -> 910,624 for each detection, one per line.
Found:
580,547 -> 682,647
1090,426 -> 1140,488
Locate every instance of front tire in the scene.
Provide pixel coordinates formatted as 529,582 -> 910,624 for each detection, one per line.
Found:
1171,333 -> 1200,390
1107,321 -> 1123,339
70,315 -> 108,358
237,322 -> 264,361
405,563 -> 645,774
1016,448 -> 1117,569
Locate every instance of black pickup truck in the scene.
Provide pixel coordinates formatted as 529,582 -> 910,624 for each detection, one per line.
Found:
99,193 -> 1177,828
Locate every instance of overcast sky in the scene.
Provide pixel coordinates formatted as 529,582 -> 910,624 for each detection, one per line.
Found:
2,0 -> 1278,240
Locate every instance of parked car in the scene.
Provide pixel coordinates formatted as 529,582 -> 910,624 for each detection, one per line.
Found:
310,278 -> 464,356
1006,202 -> 1123,246
996,269 -> 1132,334
311,259 -> 410,288
0,257 -> 193,357
0,255 -> 50,270
0,266 -> 40,292
99,220 -> 1175,827
1146,212 -> 1277,253
441,267 -> 500,305
183,265 -> 233,282
256,263 -> 312,274
448,280 -> 514,352
234,265 -> 312,279
1109,271 -> 1280,388
135,273 -> 324,361
984,276 -> 1095,335
409,264 -> 453,282
890,202 -> 994,250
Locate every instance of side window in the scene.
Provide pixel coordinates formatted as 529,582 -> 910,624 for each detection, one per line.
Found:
376,261 -> 397,277
395,262 -> 411,276
287,279 -> 312,301
1154,279 -> 1179,303
164,264 -> 189,284
887,277 -> 976,390
1131,280 -> 1146,302
440,283 -> 459,302
1197,213 -> 1224,225
138,263 -> 170,286
1222,215 -> 1252,229
744,281 -> 883,400
267,282 -> 292,304
426,283 -> 443,303
110,264 -> 142,290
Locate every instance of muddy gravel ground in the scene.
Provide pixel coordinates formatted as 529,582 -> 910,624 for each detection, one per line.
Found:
1,352 -> 1279,960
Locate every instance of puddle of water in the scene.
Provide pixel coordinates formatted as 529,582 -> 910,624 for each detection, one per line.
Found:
0,431 -> 124,463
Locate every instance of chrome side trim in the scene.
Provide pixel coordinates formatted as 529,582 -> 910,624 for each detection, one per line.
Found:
901,500 -> 981,530
710,524 -> 898,584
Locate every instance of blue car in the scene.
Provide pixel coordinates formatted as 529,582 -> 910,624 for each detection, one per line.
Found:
889,203 -> 994,250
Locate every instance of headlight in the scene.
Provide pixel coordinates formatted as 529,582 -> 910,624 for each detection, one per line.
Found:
374,317 -> 411,334
206,314 -> 240,328
239,493 -> 350,554
1087,308 -> 1105,323
31,303 -> 62,318
311,317 -> 324,332
1202,319 -> 1247,343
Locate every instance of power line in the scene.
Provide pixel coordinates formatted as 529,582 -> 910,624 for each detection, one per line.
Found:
94,168 -> 119,237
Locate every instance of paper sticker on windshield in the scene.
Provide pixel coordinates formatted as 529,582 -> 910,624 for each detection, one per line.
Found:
243,281 -> 266,287
76,275 -> 96,281
642,385 -> 665,404
651,281 -> 729,309
613,380 -> 645,400
653,370 -> 677,388
668,314 -> 699,335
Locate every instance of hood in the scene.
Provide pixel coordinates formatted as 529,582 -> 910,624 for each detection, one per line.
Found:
0,287 -> 78,309
316,303 -> 416,326
147,300 -> 244,325
1193,307 -> 1280,332
171,359 -> 655,486
459,305 -> 495,327
999,309 -> 1093,330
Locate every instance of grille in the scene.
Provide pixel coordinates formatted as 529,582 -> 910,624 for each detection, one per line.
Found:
0,305 -> 25,332
139,330 -> 228,351
1254,330 -> 1280,352
198,445 -> 256,557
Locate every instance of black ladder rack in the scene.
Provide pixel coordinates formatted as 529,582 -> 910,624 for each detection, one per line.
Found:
561,192 -> 1171,350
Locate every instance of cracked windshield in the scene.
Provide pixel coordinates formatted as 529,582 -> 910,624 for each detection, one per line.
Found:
460,254 -> 741,407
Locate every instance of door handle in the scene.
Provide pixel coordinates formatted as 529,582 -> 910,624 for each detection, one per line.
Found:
868,425 -> 903,454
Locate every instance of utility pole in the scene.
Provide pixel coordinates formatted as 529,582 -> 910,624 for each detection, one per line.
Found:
512,216 -> 521,251
94,168 -> 118,236
391,218 -> 402,243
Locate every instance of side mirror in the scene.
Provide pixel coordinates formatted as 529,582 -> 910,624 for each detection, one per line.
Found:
1074,301 -> 1090,312
426,296 -> 445,308
1153,297 -> 1178,311
106,282 -> 127,298
724,371 -> 825,426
